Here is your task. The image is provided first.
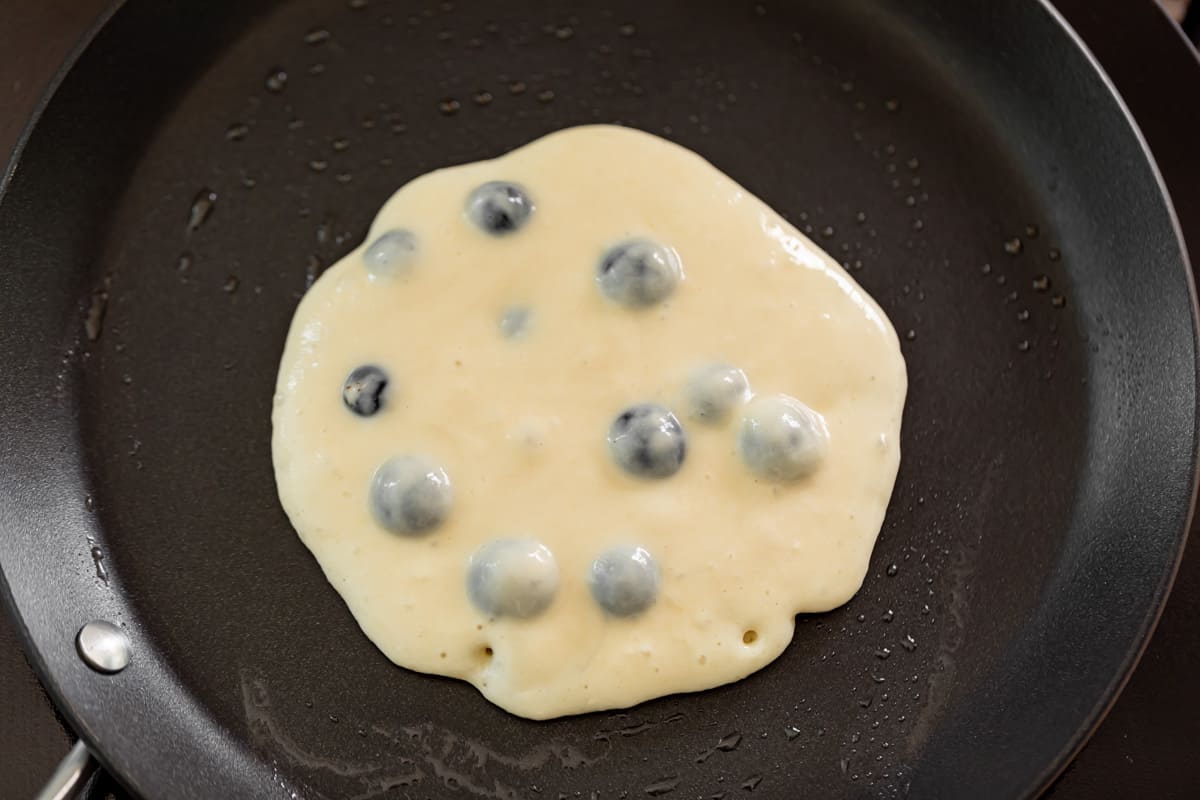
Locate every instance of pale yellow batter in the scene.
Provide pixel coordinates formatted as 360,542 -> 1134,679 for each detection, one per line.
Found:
272,125 -> 907,720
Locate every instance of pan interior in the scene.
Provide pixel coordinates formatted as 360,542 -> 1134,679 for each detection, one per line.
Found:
0,0 -> 1192,798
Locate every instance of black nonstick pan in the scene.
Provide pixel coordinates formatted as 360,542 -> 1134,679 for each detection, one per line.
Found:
1,0 -> 1196,798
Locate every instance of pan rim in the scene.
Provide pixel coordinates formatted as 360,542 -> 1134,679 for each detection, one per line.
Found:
1014,0 -> 1200,796
0,0 -> 132,788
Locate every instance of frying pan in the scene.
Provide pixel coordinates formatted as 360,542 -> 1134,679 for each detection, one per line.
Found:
1,0 -> 1196,797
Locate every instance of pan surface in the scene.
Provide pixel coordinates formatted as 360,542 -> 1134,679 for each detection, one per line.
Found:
0,0 -> 1195,798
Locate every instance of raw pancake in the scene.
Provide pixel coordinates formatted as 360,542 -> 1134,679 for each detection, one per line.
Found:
271,125 -> 907,720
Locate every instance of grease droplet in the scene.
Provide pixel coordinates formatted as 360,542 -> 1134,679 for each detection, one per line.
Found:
439,98 -> 461,115
187,189 -> 217,232
90,546 -> 108,583
83,284 -> 110,342
265,68 -> 288,93
717,732 -> 741,751
644,776 -> 679,796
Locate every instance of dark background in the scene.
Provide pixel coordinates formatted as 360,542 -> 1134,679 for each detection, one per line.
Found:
1,1 -> 1197,797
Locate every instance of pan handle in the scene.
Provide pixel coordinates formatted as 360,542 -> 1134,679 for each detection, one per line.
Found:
34,740 -> 96,800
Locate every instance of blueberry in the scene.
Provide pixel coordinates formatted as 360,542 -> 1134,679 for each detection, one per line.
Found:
686,363 -> 751,424
738,394 -> 829,481
498,305 -> 532,338
596,239 -> 681,308
467,539 -> 559,618
588,545 -> 660,617
466,181 -> 534,235
369,455 -> 452,535
607,404 -> 687,479
363,229 -> 418,278
342,365 -> 389,416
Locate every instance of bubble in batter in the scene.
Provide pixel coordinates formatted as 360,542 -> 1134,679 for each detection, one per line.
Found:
467,539 -> 559,618
369,455 -> 453,535
363,229 -> 418,279
596,239 -> 682,308
342,364 -> 389,417
466,181 -> 535,235
607,403 -> 687,479
588,545 -> 660,617
738,393 -> 829,481
685,363 -> 751,424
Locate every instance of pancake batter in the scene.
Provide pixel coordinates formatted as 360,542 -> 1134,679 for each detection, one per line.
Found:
272,125 -> 907,719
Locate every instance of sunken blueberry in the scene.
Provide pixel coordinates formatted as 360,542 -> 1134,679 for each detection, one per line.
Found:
498,305 -> 532,338
467,539 -> 559,618
466,181 -> 535,235
686,363 -> 751,424
363,229 -> 418,278
342,365 -> 388,416
588,545 -> 660,617
369,455 -> 452,535
738,393 -> 829,481
607,404 -> 687,479
596,239 -> 682,308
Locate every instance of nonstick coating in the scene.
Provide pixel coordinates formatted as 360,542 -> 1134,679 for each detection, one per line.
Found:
0,0 -> 1195,798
